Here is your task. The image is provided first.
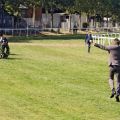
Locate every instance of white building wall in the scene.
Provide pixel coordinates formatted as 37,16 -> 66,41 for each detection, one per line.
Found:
80,14 -> 87,28
42,13 -> 61,28
53,14 -> 61,28
42,13 -> 81,30
23,13 -> 117,30
42,14 -> 51,28
23,18 -> 41,27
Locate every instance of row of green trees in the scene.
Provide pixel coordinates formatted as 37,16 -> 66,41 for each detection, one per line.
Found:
1,0 -> 120,27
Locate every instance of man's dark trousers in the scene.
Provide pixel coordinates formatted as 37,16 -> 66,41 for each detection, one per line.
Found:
109,65 -> 120,96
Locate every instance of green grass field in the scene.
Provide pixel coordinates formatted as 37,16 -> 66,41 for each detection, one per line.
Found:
0,38 -> 120,120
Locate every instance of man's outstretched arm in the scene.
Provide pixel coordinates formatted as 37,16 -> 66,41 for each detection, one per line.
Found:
94,43 -> 109,51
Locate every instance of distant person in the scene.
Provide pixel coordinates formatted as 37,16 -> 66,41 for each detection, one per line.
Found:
85,32 -> 93,53
94,38 -> 120,102
0,33 -> 10,58
73,24 -> 78,34
57,23 -> 61,34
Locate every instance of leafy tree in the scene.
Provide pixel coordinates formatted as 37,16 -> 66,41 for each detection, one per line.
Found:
56,0 -> 75,30
1,0 -> 120,28
111,0 -> 120,24
42,0 -> 57,30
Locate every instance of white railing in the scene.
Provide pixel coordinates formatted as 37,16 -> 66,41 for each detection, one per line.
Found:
0,28 -> 43,36
80,27 -> 120,33
0,27 -> 61,36
92,33 -> 120,45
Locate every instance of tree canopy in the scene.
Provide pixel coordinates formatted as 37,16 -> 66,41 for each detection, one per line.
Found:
1,0 -> 120,22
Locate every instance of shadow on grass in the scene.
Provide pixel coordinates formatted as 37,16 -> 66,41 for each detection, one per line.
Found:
7,57 -> 22,60
10,53 -> 19,56
9,34 -> 85,43
0,57 -> 22,60
0,53 -> 21,60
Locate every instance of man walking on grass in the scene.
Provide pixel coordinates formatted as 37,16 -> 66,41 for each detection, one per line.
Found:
94,38 -> 120,102
85,32 -> 93,53
0,33 -> 10,58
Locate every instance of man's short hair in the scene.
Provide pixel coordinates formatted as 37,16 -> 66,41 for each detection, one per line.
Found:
114,38 -> 120,45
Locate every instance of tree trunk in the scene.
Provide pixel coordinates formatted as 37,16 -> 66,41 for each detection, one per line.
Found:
69,14 -> 72,32
107,17 -> 109,27
44,9 -> 48,29
79,12 -> 82,29
94,13 -> 97,28
87,13 -> 90,24
51,12 -> 54,31
32,5 -> 36,27
39,7 -> 42,28
106,12 -> 109,27
87,13 -> 90,29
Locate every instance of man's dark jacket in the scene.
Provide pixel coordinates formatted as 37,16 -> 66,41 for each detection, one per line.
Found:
94,43 -> 120,66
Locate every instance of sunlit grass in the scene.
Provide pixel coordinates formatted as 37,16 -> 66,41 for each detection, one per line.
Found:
0,39 -> 119,120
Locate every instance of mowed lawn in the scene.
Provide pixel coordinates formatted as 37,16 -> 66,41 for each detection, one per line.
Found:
0,39 -> 120,120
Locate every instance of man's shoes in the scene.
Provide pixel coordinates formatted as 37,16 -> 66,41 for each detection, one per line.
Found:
110,93 -> 115,98
110,92 -> 116,98
115,95 -> 120,102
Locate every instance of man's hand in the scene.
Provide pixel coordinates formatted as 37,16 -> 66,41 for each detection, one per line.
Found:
92,41 -> 97,46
